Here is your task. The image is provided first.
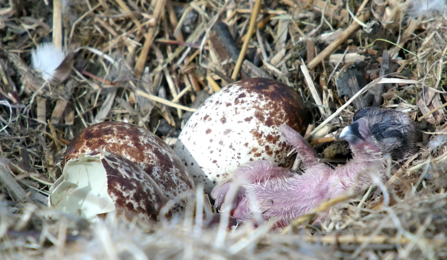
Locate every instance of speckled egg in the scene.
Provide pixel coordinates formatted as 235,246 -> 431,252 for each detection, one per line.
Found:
51,121 -> 195,219
174,78 -> 309,193
65,122 -> 195,202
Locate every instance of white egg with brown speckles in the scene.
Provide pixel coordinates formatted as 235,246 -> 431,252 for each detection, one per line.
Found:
174,78 -> 309,193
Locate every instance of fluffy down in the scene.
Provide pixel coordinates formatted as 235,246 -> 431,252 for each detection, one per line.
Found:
211,108 -> 419,227
211,124 -> 379,227
31,43 -> 68,81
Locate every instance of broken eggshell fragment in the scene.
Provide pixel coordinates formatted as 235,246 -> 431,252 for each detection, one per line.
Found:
174,78 -> 309,193
49,121 -> 195,221
65,122 -> 195,210
49,150 -> 168,222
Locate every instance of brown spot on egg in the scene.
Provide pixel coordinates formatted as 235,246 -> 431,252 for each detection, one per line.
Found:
265,145 -> 273,156
244,117 -> 253,122
235,78 -> 308,134
251,130 -> 263,141
206,129 -> 212,134
234,93 -> 246,105
103,152 -> 168,221
266,134 -> 280,143
265,117 -> 274,128
220,117 -> 227,124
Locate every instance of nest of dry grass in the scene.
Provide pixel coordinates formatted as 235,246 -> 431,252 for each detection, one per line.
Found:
1,0 -> 447,259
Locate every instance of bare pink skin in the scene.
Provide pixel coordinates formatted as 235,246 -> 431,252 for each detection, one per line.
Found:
211,124 -> 383,227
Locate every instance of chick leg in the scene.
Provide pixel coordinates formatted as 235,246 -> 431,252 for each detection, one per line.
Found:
279,124 -> 318,168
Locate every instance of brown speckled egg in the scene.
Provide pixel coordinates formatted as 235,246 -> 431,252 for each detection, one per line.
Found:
49,122 -> 195,220
174,78 -> 309,193
49,150 -> 168,222
66,121 -> 195,203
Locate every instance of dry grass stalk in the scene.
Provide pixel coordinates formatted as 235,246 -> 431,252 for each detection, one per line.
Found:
134,0 -> 166,77
231,0 -> 262,80
308,0 -> 371,70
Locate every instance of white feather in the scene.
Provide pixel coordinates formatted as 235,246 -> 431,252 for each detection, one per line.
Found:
408,0 -> 447,18
31,43 -> 67,81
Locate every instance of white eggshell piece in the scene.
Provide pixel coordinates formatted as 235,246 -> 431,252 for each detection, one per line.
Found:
49,150 -> 168,222
49,152 -> 115,221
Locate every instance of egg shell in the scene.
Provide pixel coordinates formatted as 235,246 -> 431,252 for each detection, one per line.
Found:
49,150 -> 168,222
65,121 -> 195,211
174,78 -> 309,193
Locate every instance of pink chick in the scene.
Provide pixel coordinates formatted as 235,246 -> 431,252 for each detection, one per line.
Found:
211,107 -> 419,227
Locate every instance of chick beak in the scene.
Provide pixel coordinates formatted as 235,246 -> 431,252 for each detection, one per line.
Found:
339,121 -> 365,144
339,126 -> 350,139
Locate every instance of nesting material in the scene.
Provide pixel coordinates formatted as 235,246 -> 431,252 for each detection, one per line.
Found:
2,0 -> 447,258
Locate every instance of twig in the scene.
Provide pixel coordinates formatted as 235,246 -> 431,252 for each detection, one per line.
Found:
373,51 -> 390,106
304,81 -> 376,141
171,83 -> 191,103
134,0 -> 166,77
418,102 -> 447,121
307,0 -> 370,70
206,76 -> 220,92
300,235 -> 443,245
300,64 -> 330,118
135,89 -> 196,112
231,0 -> 262,80
240,14 -> 274,42
69,3 -> 101,43
52,0 -> 63,48
47,120 -> 61,152
0,164 -> 29,202
305,78 -> 418,140
115,0 -> 142,30
166,0 -> 184,42
309,136 -> 335,146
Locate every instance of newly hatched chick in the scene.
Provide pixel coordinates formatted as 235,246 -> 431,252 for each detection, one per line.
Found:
211,107 -> 419,227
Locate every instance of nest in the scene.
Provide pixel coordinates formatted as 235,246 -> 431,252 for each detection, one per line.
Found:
1,0 -> 447,258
